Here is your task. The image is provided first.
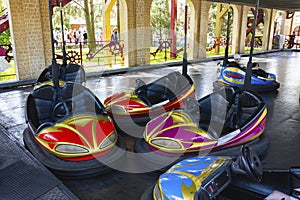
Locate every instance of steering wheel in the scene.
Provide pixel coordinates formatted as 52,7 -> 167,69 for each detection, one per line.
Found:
53,101 -> 73,119
240,145 -> 263,182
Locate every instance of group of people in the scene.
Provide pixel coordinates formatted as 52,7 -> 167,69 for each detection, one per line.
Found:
53,27 -> 119,46
231,54 -> 268,78
53,28 -> 88,46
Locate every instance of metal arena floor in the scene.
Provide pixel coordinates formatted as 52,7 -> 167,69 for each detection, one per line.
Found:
0,50 -> 300,199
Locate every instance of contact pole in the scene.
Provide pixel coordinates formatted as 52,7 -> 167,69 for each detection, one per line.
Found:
244,0 -> 259,90
182,2 -> 188,76
223,9 -> 231,66
49,0 -> 59,88
59,0 -> 67,66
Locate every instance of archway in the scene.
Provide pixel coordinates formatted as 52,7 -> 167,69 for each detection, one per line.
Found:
207,3 -> 239,56
149,0 -> 192,63
101,0 -> 127,67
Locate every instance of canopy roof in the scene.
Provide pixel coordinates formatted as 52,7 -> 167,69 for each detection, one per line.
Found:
207,0 -> 300,11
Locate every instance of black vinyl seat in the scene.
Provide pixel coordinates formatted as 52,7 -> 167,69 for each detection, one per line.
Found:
26,82 -> 105,133
184,87 -> 265,137
135,71 -> 193,106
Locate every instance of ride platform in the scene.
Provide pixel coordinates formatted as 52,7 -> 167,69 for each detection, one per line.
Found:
0,125 -> 78,200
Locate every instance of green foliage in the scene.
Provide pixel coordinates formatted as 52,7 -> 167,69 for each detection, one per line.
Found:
0,29 -> 11,44
150,0 -> 170,37
52,5 -> 83,30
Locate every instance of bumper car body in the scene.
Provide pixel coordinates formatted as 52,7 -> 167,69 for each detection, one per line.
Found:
153,156 -> 232,200
104,71 -> 195,133
141,87 -> 268,156
23,82 -> 124,177
152,146 -> 264,200
214,64 -> 280,92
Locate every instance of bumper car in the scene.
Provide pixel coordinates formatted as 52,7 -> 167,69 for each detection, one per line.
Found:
104,71 -> 195,135
135,87 -> 269,169
213,63 -> 280,92
23,82 -> 125,178
142,146 -> 264,200
142,147 -> 300,200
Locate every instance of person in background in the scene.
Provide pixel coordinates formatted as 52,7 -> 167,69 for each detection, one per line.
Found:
83,30 -> 88,45
233,54 -> 241,64
228,54 -> 243,68
111,28 -> 118,42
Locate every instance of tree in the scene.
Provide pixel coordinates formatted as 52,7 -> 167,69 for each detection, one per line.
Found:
52,0 -> 97,52
0,30 -> 11,44
150,0 -> 170,39
83,0 -> 96,51
0,3 -> 11,44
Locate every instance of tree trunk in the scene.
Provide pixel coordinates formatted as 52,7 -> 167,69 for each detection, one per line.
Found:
84,0 -> 96,52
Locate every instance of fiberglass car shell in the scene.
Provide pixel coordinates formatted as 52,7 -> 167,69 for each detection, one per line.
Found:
213,63 -> 280,92
104,71 -> 195,135
135,87 -> 269,170
23,82 -> 125,178
142,146 -> 264,200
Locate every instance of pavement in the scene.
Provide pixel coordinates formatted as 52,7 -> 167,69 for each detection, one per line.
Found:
0,50 -> 300,199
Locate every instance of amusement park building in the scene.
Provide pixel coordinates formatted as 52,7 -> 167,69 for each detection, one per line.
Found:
4,0 -> 296,81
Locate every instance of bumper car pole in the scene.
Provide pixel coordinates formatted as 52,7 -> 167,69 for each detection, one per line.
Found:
59,0 -> 67,66
223,8 -> 231,66
48,0 -> 59,88
244,0 -> 259,90
182,2 -> 188,76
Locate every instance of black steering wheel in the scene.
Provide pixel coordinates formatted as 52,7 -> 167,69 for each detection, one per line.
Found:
53,101 -> 73,119
240,145 -> 263,182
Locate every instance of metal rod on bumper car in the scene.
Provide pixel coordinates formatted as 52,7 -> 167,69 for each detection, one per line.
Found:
48,0 -> 59,88
59,0 -> 67,66
182,2 -> 188,76
223,8 -> 231,66
244,0 -> 259,90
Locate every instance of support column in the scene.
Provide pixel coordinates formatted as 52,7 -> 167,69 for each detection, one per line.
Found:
266,9 -> 277,50
8,0 -> 50,80
238,6 -> 249,54
170,0 -> 177,58
135,0 -> 151,66
193,0 -> 210,59
262,9 -> 272,51
124,0 -> 137,67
